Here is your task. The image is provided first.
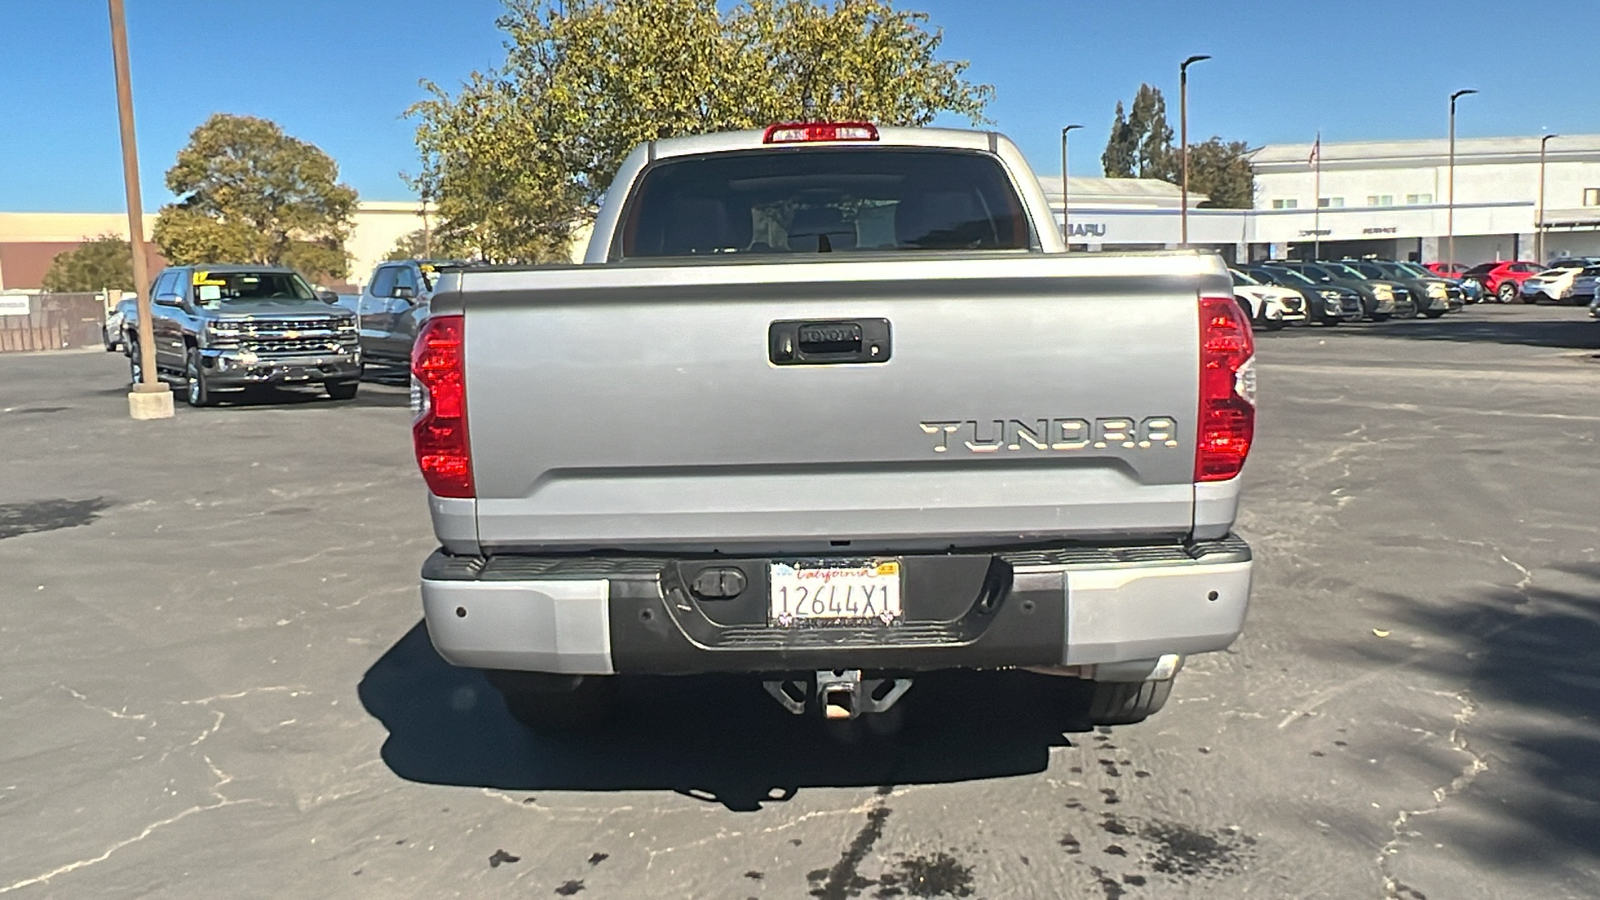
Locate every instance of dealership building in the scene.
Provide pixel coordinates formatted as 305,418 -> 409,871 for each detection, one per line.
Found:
1048,133 -> 1600,264
5,133 -> 1600,291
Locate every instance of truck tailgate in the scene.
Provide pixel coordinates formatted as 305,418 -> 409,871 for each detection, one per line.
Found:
458,252 -> 1219,553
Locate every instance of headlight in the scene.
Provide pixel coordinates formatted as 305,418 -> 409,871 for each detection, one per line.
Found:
1427,283 -> 1447,299
204,321 -> 241,339
1319,289 -> 1341,300
1373,284 -> 1394,301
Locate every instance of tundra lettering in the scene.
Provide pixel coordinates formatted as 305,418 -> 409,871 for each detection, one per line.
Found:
919,417 -> 1181,453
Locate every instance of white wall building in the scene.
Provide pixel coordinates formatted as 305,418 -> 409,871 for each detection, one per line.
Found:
1250,134 -> 1600,263
1038,134 -> 1600,265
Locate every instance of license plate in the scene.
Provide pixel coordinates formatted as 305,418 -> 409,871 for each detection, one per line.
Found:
769,560 -> 902,627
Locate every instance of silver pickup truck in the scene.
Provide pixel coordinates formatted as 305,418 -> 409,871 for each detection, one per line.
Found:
413,123 -> 1256,730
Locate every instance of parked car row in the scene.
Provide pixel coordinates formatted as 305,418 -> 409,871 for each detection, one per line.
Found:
1420,258 -> 1600,306
1231,257 -> 1465,329
1518,257 -> 1600,306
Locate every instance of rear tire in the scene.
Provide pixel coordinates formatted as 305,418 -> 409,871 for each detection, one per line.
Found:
1423,308 -> 1446,318
127,338 -> 143,386
1499,282 -> 1521,303
490,673 -> 616,733
1086,678 -> 1175,726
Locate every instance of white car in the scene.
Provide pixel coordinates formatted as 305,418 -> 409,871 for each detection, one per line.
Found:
1230,268 -> 1307,331
1521,266 -> 1580,303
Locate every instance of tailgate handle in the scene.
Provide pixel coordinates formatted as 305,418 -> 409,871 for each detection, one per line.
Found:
770,318 -> 891,366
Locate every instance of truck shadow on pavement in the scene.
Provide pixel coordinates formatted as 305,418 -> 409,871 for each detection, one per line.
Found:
1347,315 -> 1600,351
360,362 -> 412,388
359,622 -> 1093,811
204,384 -> 412,409
1334,565 -> 1600,874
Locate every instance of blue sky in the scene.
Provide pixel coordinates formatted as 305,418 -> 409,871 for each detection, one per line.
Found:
2,0 -> 1595,212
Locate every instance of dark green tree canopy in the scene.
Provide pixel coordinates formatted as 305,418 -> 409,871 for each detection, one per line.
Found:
1101,101 -> 1136,179
1186,137 -> 1255,209
1100,84 -> 1254,208
41,234 -> 135,293
408,0 -> 994,263
152,114 -> 359,280
1101,83 -> 1175,182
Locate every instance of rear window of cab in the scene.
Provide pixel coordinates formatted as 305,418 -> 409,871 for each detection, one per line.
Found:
618,148 -> 1033,259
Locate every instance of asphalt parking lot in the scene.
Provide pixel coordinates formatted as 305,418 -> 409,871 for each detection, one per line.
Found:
2,305 -> 1598,900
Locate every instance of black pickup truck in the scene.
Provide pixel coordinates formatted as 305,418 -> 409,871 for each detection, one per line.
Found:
119,265 -> 362,406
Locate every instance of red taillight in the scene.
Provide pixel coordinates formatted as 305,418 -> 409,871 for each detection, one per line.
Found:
1196,295 -> 1256,482
412,315 -> 474,498
762,122 -> 879,144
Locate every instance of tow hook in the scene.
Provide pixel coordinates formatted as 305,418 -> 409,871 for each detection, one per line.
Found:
763,670 -> 913,720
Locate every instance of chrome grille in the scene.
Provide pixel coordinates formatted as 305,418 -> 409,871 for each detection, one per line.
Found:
251,338 -> 346,355
234,316 -> 354,356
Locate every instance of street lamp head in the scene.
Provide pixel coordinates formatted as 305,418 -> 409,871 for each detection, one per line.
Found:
1182,54 -> 1211,71
1062,124 -> 1083,136
1542,133 -> 1560,146
1450,88 -> 1478,102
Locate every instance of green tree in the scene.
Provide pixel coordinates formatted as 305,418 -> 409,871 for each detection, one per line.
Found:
1101,101 -> 1136,178
385,228 -> 434,261
41,234 -> 136,293
1099,84 -> 1254,208
1186,137 -> 1255,209
152,114 -> 359,281
1101,83 -> 1175,181
407,0 -> 993,263
1129,84 -> 1175,183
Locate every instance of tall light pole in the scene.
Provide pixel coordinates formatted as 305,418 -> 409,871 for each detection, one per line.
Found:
1537,133 -> 1558,265
109,0 -> 171,419
1061,124 -> 1083,246
1446,88 -> 1477,271
1179,55 -> 1211,248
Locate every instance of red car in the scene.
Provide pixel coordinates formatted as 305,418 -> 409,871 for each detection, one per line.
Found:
1462,260 -> 1544,303
1424,262 -> 1469,277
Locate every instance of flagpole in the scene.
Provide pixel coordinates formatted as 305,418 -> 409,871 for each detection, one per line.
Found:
1313,131 -> 1321,260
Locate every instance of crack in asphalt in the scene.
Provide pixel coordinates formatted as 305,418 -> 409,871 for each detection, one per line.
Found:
0,755 -> 258,894
56,684 -> 149,722
1376,689 -> 1489,900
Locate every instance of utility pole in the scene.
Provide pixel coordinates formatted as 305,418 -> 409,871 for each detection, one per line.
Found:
110,0 -> 171,419
1060,124 -> 1082,247
1311,131 -> 1322,260
1446,88 -> 1477,272
1179,55 -> 1211,248
1538,134 -> 1558,266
